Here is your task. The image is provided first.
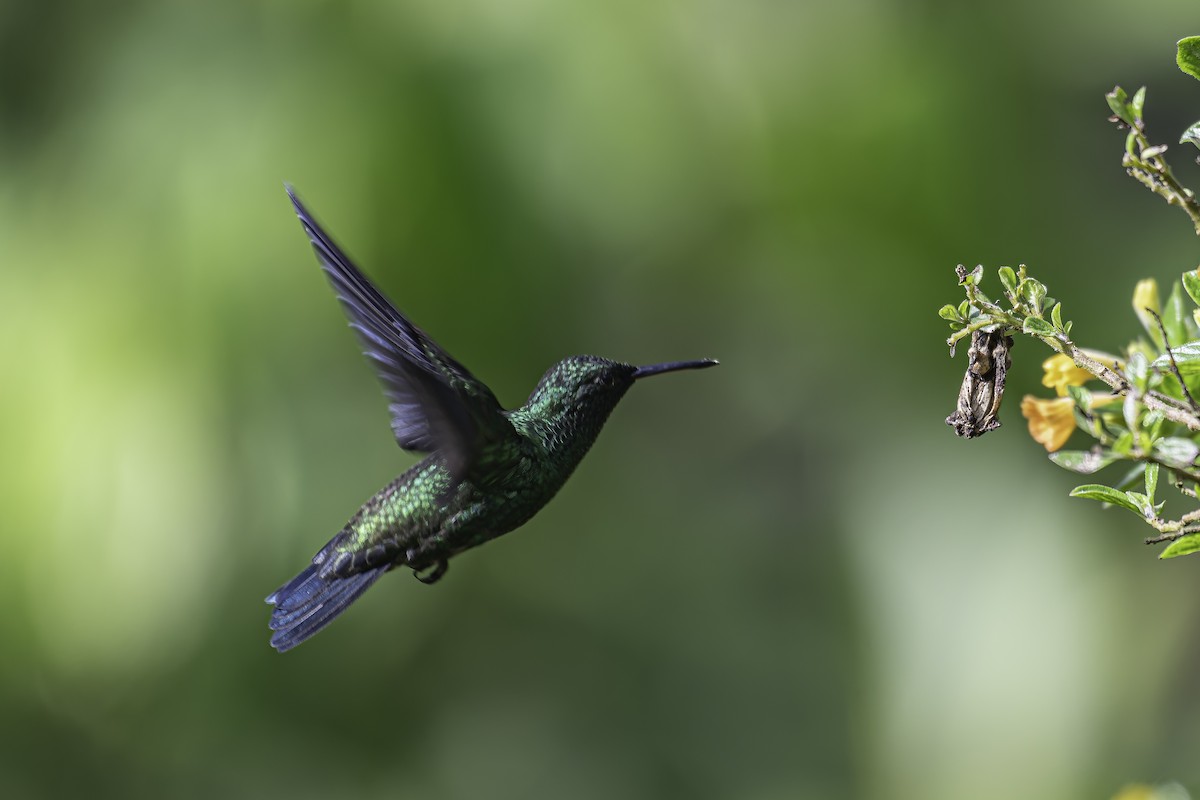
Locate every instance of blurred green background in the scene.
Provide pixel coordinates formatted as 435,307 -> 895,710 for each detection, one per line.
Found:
4,1 -> 1200,798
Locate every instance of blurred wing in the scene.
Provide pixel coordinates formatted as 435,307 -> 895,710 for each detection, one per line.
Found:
286,185 -> 515,479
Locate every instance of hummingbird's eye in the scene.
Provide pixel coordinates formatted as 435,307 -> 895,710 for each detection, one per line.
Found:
574,374 -> 608,400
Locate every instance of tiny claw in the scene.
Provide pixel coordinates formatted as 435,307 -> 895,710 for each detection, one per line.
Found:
414,560 -> 448,584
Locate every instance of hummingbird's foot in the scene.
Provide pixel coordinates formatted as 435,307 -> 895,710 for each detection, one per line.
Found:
413,559 -> 448,584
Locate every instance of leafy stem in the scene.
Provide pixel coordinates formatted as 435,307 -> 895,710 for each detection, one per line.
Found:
1108,85 -> 1200,235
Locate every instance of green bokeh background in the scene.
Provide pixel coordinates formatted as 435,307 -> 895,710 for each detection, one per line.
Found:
4,2 -> 1200,798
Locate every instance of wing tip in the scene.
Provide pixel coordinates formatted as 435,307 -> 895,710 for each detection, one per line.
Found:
284,182 -> 312,225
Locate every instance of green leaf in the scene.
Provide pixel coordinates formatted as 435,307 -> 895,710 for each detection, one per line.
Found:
1066,384 -> 1093,409
1124,394 -> 1141,439
1151,341 -> 1200,376
1049,450 -> 1116,474
1160,533 -> 1200,559
1126,351 -> 1150,386
1106,86 -> 1132,123
1072,404 -> 1092,433
1019,278 -> 1046,312
938,304 -> 961,322
1050,302 -> 1064,330
998,266 -> 1017,295
1153,436 -> 1200,467
1145,461 -> 1159,502
1022,316 -> 1054,336
958,299 -> 971,319
1177,37 -> 1200,81
1069,484 -> 1144,514
1123,490 -> 1156,518
1131,86 -> 1146,119
1164,282 -> 1189,346
1183,269 -> 1200,307
1180,121 -> 1200,150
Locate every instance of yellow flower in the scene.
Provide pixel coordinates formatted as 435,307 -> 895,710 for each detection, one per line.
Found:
1110,785 -> 1185,800
1132,278 -> 1161,336
1110,787 -> 1154,800
1020,395 -> 1076,452
1040,351 -> 1118,396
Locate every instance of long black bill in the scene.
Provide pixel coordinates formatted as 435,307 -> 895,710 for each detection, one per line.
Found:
632,358 -> 719,379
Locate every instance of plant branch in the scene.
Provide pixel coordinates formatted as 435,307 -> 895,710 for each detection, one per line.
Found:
1121,116 -> 1200,235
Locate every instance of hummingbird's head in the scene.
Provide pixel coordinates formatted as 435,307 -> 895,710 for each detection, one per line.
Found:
520,355 -> 718,442
526,356 -> 638,422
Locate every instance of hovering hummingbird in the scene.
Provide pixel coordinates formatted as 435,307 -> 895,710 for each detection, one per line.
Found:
266,186 -> 718,652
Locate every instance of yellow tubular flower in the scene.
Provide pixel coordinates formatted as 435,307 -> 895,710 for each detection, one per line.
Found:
1040,351 -> 1118,396
1020,395 -> 1076,452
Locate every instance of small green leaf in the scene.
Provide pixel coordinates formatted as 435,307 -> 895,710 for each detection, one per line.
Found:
1126,351 -> 1150,385
1072,405 -> 1091,433
1069,484 -> 1144,514
1019,278 -> 1047,312
1131,86 -> 1146,119
1146,411 -> 1165,438
1164,282 -> 1189,347
998,266 -> 1017,295
1049,450 -> 1116,474
1160,533 -> 1200,559
1151,341 -> 1200,376
1126,129 -> 1139,156
1050,302 -> 1064,330
1153,436 -> 1200,467
1145,462 -> 1159,502
1177,37 -> 1200,82
1183,269 -> 1200,307
958,299 -> 971,319
1066,384 -> 1093,409
1123,392 -> 1140,437
1180,121 -> 1200,150
938,304 -> 961,322
1123,490 -> 1156,518
1022,316 -> 1055,336
1106,86 -> 1132,123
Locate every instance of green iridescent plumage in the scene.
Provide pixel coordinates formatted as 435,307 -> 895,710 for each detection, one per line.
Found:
266,187 -> 717,652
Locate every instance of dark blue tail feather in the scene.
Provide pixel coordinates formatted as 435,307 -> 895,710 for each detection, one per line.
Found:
266,562 -> 387,652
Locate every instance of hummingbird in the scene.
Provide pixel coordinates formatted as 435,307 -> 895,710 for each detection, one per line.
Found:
266,186 -> 718,652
